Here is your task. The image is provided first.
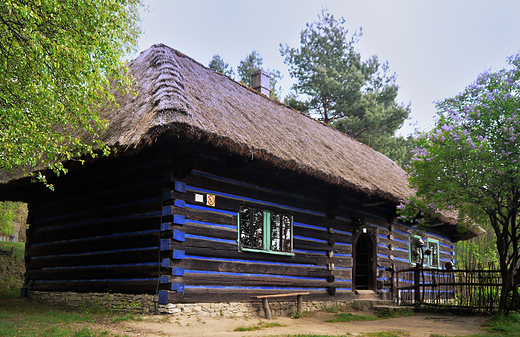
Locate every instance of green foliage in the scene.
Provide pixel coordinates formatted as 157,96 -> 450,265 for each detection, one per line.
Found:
399,52 -> 520,312
237,50 -> 283,100
0,202 -> 27,238
280,9 -> 410,165
0,0 -> 142,177
360,332 -> 410,337
0,242 -> 24,298
290,311 -> 301,319
377,309 -> 414,319
234,320 -> 285,331
237,50 -> 263,87
208,54 -> 235,77
326,312 -> 379,322
284,91 -> 309,115
321,303 -> 349,313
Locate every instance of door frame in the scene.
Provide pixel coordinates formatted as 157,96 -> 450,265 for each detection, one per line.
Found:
352,227 -> 378,291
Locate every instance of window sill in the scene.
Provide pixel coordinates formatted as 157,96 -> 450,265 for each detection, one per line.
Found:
240,247 -> 295,256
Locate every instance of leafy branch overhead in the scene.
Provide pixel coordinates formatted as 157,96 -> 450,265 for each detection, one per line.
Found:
0,0 -> 142,176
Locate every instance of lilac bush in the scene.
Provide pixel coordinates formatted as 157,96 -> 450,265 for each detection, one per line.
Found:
398,52 -> 520,311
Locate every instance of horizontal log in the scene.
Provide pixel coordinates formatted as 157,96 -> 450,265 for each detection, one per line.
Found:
26,263 -> 161,280
27,230 -> 162,257
31,197 -> 163,228
165,257 -> 331,278
161,272 -> 335,288
28,216 -> 162,245
27,247 -> 159,269
31,179 -> 163,221
32,156 -> 162,205
27,279 -> 158,294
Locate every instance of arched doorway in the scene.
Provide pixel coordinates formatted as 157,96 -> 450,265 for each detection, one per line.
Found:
353,232 -> 376,291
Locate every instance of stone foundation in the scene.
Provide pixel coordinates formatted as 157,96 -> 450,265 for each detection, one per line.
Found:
28,291 -> 353,318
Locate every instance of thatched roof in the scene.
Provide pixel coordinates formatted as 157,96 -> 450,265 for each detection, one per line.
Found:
104,44 -> 413,202
1,44 -> 412,203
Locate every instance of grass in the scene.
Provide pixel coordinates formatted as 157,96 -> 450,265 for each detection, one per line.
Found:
234,320 -> 286,331
0,242 -> 25,299
327,312 -> 379,322
0,298 -> 138,337
377,309 -> 414,319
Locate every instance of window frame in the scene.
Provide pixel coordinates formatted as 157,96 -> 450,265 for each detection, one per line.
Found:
238,206 -> 294,256
426,239 -> 440,269
408,235 -> 441,268
408,234 -> 422,266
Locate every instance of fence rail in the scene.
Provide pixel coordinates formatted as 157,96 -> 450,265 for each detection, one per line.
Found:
392,266 -> 502,313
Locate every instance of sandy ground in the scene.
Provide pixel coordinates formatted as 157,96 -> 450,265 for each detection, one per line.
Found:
107,311 -> 488,337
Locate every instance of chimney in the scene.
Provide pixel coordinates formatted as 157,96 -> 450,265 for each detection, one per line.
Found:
251,70 -> 270,96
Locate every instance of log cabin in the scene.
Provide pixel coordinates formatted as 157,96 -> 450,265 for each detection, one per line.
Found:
0,44 -> 479,305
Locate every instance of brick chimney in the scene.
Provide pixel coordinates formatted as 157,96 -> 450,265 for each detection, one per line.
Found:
251,70 -> 270,96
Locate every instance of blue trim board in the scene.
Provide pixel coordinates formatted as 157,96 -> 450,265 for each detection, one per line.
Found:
294,235 -> 327,243
185,254 -> 327,268
336,288 -> 353,291
191,169 -> 326,206
293,222 -> 327,231
185,285 -> 328,291
293,249 -> 326,255
334,229 -> 352,236
185,219 -> 236,230
186,270 -> 323,281
185,203 -> 237,216
335,242 -> 351,246
334,253 -> 350,257
185,234 -> 236,245
187,186 -> 327,217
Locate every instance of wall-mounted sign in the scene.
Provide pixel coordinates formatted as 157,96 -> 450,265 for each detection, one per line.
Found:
206,194 -> 216,207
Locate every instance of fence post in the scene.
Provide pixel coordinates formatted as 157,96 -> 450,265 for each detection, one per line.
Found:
414,266 -> 421,304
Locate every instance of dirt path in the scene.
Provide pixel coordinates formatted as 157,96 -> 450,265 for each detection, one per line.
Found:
110,311 -> 487,337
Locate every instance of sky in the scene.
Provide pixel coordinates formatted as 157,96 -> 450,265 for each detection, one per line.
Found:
137,0 -> 520,135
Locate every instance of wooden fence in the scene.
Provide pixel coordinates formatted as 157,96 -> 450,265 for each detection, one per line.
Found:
391,266 -> 502,313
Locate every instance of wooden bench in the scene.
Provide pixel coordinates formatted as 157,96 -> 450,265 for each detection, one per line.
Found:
251,292 -> 309,319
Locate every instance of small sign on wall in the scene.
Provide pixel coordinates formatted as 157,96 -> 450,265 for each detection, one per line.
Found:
206,194 -> 216,207
195,194 -> 204,203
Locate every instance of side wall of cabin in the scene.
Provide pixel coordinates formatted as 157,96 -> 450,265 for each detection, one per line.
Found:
23,145 -> 455,304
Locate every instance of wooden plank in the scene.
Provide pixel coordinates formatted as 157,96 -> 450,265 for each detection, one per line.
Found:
28,216 -> 162,244
161,273 -> 332,288
31,198 -> 163,228
251,292 -> 310,298
26,263 -> 160,280
27,280 -> 158,294
31,179 -> 162,221
26,231 -> 161,257
26,247 -> 159,269
170,258 -> 330,278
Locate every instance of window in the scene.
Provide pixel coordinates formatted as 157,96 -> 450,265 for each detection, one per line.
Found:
427,239 -> 440,268
238,206 -> 293,255
408,235 -> 422,266
408,235 -> 441,268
